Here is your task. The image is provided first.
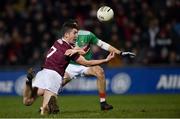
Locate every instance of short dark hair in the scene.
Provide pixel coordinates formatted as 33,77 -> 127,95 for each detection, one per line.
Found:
61,23 -> 79,37
63,19 -> 78,27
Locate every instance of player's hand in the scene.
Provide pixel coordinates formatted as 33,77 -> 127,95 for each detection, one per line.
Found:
73,47 -> 86,55
74,47 -> 88,55
121,52 -> 136,58
76,49 -> 86,55
105,52 -> 115,62
65,49 -> 78,56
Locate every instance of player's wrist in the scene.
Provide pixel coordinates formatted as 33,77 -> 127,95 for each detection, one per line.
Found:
104,58 -> 109,62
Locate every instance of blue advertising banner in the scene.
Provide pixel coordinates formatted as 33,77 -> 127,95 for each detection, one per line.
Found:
0,67 -> 180,96
0,70 -> 26,96
63,67 -> 180,94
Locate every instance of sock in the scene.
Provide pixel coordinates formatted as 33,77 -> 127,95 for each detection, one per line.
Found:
99,93 -> 106,103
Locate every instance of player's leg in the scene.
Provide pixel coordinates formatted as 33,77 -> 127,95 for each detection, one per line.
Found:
36,68 -> 61,115
64,64 -> 113,110
40,90 -> 59,115
62,72 -> 72,87
62,64 -> 82,87
84,65 -> 113,111
23,68 -> 37,106
85,66 -> 106,101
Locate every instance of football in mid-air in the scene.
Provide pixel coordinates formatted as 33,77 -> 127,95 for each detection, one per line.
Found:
97,6 -> 114,22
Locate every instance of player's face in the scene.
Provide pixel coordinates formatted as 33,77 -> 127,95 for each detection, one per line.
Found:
68,28 -> 78,44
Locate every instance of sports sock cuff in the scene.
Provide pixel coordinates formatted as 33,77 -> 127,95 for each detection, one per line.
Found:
99,93 -> 106,98
100,98 -> 106,102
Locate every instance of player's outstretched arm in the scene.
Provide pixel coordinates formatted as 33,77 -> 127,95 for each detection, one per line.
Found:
108,45 -> 136,58
65,49 -> 85,56
108,45 -> 121,54
96,39 -> 120,54
75,52 -> 115,66
73,47 -> 86,55
97,39 -> 136,58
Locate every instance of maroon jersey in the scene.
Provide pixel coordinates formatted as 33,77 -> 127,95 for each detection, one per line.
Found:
43,39 -> 80,76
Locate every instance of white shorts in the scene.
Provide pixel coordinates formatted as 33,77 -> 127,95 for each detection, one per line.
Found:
65,64 -> 89,79
32,68 -> 62,94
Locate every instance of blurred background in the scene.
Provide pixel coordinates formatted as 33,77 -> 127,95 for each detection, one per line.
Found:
0,0 -> 180,96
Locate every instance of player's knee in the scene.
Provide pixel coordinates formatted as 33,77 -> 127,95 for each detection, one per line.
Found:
23,98 -> 33,106
37,89 -> 44,96
94,66 -> 105,79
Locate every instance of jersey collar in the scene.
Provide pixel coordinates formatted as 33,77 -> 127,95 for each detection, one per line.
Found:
58,38 -> 74,48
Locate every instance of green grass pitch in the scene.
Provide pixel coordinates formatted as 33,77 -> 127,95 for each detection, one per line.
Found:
0,94 -> 180,118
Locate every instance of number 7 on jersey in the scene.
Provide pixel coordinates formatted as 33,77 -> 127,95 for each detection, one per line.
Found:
47,46 -> 57,58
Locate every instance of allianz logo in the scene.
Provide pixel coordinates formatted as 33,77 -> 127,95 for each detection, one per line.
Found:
157,74 -> 180,89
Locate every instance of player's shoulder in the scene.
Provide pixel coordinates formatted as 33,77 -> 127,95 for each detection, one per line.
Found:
55,39 -> 71,48
78,30 -> 91,35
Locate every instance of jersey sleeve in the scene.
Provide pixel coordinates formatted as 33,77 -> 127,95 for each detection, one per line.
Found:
89,32 -> 99,45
